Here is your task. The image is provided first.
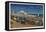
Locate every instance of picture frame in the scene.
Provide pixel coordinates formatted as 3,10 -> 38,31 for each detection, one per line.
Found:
5,1 -> 45,31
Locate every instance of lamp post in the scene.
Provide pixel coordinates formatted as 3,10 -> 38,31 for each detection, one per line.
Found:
38,10 -> 39,16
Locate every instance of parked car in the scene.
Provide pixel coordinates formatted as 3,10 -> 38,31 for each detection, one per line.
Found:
16,16 -> 27,24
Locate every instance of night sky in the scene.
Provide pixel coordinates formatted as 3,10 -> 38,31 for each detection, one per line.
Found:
11,4 -> 43,14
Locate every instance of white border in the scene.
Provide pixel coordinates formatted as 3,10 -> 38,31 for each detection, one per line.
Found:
9,2 -> 44,30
